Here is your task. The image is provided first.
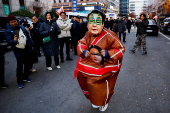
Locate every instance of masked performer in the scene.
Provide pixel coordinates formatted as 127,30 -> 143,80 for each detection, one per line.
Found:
74,10 -> 125,112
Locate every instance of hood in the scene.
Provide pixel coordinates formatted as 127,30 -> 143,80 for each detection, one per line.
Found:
44,12 -> 53,23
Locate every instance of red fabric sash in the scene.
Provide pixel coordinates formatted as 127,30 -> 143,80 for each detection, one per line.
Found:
91,30 -> 107,45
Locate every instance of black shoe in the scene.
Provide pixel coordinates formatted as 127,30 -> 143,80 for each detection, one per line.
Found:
123,41 -> 126,43
66,57 -> 73,60
61,59 -> 64,63
0,84 -> 9,89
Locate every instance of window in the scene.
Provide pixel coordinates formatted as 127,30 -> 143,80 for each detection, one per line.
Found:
35,0 -> 38,1
2,0 -> 9,4
19,0 -> 24,6
64,0 -> 67,2
59,0 -> 61,3
69,0 -> 72,2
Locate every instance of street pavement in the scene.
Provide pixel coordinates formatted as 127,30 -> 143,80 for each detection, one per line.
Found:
0,28 -> 170,113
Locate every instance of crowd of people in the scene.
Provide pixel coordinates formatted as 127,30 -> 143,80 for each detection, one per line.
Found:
0,11 -> 88,89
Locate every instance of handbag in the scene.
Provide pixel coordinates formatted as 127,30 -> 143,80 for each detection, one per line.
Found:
43,23 -> 54,43
43,36 -> 51,43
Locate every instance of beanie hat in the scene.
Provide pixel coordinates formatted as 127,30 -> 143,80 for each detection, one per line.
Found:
7,14 -> 17,23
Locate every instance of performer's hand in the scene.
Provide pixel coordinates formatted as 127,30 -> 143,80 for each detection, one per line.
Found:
101,49 -> 105,57
14,35 -> 18,42
85,50 -> 90,57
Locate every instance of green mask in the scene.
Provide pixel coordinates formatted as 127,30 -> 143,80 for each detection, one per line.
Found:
89,13 -> 102,25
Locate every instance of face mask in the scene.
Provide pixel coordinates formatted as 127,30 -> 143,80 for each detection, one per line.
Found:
89,13 -> 102,25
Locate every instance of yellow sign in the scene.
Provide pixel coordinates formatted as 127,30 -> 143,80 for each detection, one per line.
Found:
164,0 -> 170,12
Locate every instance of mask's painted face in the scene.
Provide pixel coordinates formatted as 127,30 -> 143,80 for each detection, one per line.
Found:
90,48 -> 102,64
88,13 -> 104,35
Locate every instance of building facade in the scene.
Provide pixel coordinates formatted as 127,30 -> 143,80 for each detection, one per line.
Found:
53,0 -> 109,14
0,0 -> 53,16
129,0 -> 148,17
119,0 -> 129,17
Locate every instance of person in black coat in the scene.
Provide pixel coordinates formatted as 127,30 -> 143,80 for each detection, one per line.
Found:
118,18 -> 126,42
108,17 -> 114,30
0,42 -> 8,88
5,14 -> 34,88
39,12 -> 61,70
112,19 -> 118,34
127,19 -> 132,33
104,18 -> 109,29
30,15 -> 43,60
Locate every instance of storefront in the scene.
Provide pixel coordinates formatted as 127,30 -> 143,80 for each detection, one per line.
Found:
52,1 -> 108,14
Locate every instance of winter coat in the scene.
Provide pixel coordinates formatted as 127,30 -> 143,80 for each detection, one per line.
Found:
39,12 -> 61,56
112,23 -> 118,33
127,20 -> 132,29
80,22 -> 88,38
137,18 -> 148,35
118,20 -> 125,33
71,20 -> 82,39
5,23 -> 34,58
109,20 -> 114,30
104,21 -> 109,29
57,16 -> 72,38
30,21 -> 41,40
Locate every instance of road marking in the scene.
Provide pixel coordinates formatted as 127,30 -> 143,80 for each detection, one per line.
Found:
159,32 -> 170,41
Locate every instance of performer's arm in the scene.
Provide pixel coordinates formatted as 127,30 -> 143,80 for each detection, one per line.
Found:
107,36 -> 125,63
77,37 -> 89,58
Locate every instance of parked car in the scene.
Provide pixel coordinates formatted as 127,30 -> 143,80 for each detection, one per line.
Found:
0,16 -> 8,47
160,17 -> 170,34
146,19 -> 158,36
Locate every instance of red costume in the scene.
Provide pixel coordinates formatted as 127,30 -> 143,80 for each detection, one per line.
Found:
74,28 -> 125,106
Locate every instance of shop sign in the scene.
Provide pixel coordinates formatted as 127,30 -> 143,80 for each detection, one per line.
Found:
3,5 -> 10,16
72,0 -> 77,12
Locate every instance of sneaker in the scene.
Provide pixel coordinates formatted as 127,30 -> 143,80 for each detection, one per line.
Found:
18,83 -> 24,89
129,50 -> 135,53
142,51 -> 147,55
99,103 -> 108,112
0,84 -> 9,89
31,68 -> 36,72
92,104 -> 100,108
66,57 -> 73,61
23,78 -> 33,82
47,67 -> 53,71
70,49 -> 73,52
56,65 -> 61,69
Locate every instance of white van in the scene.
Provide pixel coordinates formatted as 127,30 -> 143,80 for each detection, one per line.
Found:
66,12 -> 88,22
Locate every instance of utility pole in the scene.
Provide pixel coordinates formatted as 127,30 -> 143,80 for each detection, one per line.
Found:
47,2 -> 49,11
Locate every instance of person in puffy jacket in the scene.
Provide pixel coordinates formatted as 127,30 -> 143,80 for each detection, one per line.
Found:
39,12 -> 61,70
57,12 -> 73,63
5,14 -> 34,89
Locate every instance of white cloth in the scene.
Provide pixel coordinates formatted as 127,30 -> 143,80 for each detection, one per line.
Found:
57,17 -> 72,38
15,28 -> 27,49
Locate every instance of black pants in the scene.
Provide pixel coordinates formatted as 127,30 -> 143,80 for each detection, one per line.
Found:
128,28 -> 131,33
45,55 -> 59,67
119,32 -> 126,42
16,54 -> 31,83
0,54 -> 5,85
59,37 -> 70,60
33,39 -> 43,62
73,36 -> 78,55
